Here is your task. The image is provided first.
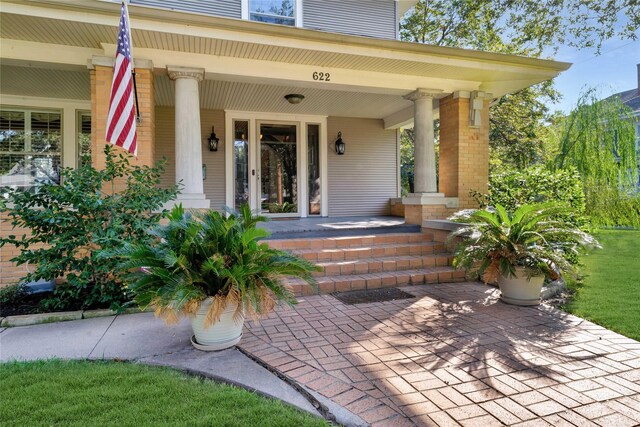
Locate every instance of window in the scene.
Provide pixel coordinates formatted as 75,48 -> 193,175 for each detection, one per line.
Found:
246,0 -> 298,26
0,108 -> 61,192
77,111 -> 92,167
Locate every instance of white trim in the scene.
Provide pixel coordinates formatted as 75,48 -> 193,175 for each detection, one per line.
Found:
241,0 -> 249,20
224,110 -> 327,218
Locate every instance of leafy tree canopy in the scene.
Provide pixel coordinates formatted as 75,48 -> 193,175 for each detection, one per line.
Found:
400,0 -> 638,55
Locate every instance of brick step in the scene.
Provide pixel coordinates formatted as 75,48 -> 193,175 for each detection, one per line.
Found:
314,253 -> 453,276
267,232 -> 433,251
293,241 -> 445,262
285,267 -> 466,296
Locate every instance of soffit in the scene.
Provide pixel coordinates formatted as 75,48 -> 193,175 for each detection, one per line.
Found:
156,75 -> 411,118
0,64 -> 91,100
0,63 -> 410,118
0,12 -> 565,85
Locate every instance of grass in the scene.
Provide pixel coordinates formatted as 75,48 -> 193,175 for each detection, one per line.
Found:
0,360 -> 328,427
564,229 -> 640,341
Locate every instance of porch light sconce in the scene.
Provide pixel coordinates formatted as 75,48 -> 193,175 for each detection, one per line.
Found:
207,126 -> 220,151
334,131 -> 346,155
284,93 -> 305,104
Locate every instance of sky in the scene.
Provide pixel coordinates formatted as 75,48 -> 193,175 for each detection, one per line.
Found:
548,36 -> 639,113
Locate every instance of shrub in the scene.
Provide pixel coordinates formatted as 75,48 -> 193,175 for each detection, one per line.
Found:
0,146 -> 178,311
472,166 -> 587,227
584,185 -> 640,229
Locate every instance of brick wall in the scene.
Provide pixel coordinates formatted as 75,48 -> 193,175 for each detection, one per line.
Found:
91,65 -> 156,179
438,94 -> 490,209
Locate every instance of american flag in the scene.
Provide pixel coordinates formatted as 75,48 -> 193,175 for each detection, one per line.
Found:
106,1 -> 137,156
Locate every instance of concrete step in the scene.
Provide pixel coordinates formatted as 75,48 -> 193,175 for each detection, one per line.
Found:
267,232 -> 433,251
314,254 -> 453,276
293,241 -> 445,262
285,267 -> 466,296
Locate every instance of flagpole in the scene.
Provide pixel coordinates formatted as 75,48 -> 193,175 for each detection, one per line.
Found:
123,1 -> 141,125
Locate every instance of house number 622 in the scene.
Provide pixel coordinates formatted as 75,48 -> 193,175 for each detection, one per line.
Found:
312,72 -> 330,81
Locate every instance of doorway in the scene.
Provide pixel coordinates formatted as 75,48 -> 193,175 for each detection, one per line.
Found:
225,112 -> 328,217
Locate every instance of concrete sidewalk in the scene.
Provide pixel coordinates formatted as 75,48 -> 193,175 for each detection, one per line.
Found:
0,310 -> 352,424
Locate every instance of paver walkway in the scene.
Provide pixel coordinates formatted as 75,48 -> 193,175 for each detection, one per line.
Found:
239,283 -> 640,426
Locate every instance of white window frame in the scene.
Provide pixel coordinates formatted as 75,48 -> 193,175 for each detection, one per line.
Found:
241,0 -> 303,28
0,106 -> 63,189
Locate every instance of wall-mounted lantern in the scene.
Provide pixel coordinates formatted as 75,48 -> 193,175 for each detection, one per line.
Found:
334,131 -> 345,155
207,126 -> 220,151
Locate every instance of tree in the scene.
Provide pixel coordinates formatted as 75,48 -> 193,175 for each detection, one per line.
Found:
544,89 -> 639,227
399,0 -> 639,170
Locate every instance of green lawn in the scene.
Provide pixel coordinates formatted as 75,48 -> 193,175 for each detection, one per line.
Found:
0,360 -> 328,427
565,229 -> 640,341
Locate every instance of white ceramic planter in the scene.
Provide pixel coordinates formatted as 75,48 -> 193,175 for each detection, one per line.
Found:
190,299 -> 244,351
497,266 -> 545,306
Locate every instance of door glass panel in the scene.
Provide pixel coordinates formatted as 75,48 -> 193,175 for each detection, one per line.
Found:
260,123 -> 297,214
234,120 -> 249,211
308,124 -> 321,215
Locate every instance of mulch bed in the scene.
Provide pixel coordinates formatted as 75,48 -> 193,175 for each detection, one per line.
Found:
0,292 -> 52,317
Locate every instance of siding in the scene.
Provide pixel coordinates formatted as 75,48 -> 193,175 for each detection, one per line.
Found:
304,0 -> 397,39
130,0 -> 242,19
155,107 -> 226,210
327,117 -> 398,216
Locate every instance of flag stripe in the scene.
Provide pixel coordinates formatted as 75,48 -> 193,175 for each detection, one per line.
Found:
106,1 -> 137,157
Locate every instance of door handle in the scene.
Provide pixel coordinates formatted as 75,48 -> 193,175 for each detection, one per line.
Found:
252,169 -> 255,176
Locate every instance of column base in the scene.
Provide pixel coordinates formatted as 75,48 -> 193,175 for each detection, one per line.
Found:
402,193 -> 459,224
165,194 -> 211,210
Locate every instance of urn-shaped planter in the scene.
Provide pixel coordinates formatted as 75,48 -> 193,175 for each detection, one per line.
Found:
190,299 -> 244,351
497,266 -> 545,306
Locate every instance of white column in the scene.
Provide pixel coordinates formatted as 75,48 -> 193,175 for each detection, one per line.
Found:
167,66 -> 209,208
404,88 -> 442,193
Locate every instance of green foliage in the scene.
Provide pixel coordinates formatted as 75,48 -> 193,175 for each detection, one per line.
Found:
0,146 -> 178,311
0,360 -> 329,427
400,0 -> 638,54
112,204 -> 319,324
545,89 -> 639,228
473,166 -> 587,227
267,202 -> 297,213
448,203 -> 599,284
583,186 -> 640,229
489,82 -> 561,170
0,283 -> 28,306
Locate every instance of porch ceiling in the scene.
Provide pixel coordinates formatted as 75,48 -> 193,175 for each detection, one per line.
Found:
155,75 -> 412,119
0,63 -> 90,100
1,1 -> 571,101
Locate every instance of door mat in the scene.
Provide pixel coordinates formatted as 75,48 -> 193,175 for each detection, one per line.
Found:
331,287 -> 416,305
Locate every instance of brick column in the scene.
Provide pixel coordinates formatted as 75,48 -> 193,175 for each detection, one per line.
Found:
439,91 -> 490,209
89,56 -> 155,172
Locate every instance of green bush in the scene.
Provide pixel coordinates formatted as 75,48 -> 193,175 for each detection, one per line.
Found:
0,146 -> 178,311
472,166 -> 587,227
584,185 -> 640,229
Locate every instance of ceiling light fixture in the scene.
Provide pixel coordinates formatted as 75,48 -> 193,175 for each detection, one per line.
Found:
284,93 -> 305,104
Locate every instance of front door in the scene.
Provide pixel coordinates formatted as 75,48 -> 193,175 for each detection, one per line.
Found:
226,112 -> 327,217
257,122 -> 299,216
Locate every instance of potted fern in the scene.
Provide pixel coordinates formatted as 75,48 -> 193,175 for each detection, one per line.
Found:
114,204 -> 318,350
448,203 -> 598,306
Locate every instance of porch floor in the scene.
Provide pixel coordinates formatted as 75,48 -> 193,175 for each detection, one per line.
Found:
260,216 -> 415,239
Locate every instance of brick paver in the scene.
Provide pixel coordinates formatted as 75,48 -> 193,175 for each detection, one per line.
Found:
239,282 -> 640,426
